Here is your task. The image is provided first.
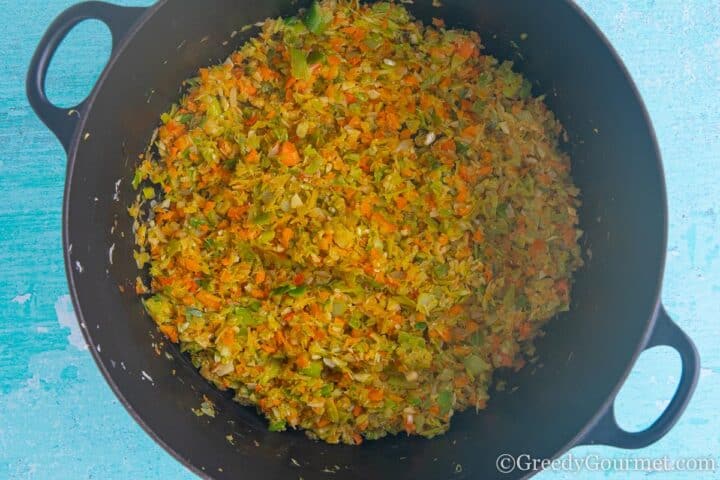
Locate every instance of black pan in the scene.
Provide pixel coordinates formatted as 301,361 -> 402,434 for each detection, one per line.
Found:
27,1 -> 700,479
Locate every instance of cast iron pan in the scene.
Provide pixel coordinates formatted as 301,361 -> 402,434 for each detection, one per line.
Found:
27,1 -> 700,479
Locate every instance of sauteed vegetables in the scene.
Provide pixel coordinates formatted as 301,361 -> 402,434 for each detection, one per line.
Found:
130,0 -> 582,444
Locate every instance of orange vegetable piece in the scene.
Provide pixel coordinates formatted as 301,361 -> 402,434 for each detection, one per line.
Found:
159,324 -> 179,343
279,141 -> 301,166
180,257 -> 202,273
394,195 -> 408,210
196,290 -> 222,310
529,238 -> 546,257
280,227 -> 294,248
456,39 -> 476,59
368,389 -> 384,402
245,149 -> 259,163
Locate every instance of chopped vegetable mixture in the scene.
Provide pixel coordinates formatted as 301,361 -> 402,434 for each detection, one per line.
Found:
130,0 -> 583,444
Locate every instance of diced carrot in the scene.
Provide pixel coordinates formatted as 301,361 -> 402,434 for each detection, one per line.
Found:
555,279 -> 569,296
455,204 -> 472,216
258,65 -> 276,81
260,343 -> 276,354
518,322 -> 532,339
371,212 -> 397,233
197,290 -> 222,310
453,375 -> 469,388
185,278 -> 199,292
438,326 -> 452,342
255,270 -> 266,284
456,39 -> 476,59
221,328 -> 236,346
529,238 -> 546,257
368,389 -> 384,402
245,149 -> 259,163
478,165 -> 493,176
180,257 -> 202,273
159,324 -> 179,343
456,182 -> 469,202
293,273 -> 305,286
563,226 -> 576,246
438,138 -> 455,152
359,198 -> 374,217
279,141 -> 301,166
399,74 -> 418,88
250,288 -> 268,299
202,200 -> 215,214
296,355 -> 310,369
227,205 -> 247,221
280,227 -> 294,248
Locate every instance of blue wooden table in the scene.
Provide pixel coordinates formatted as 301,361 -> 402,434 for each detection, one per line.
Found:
1,1 -> 717,478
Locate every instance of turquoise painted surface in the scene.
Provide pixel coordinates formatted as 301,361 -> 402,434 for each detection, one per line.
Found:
0,0 -> 717,478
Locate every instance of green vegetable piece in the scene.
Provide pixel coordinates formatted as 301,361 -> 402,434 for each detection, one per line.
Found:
302,1 -> 327,34
178,113 -> 194,125
290,47 -> 310,80
454,140 -> 470,155
307,49 -> 326,65
332,300 -> 346,316
189,217 -> 205,228
320,384 -> 333,397
364,33 -> 383,50
144,295 -> 172,322
433,263 -> 449,278
252,212 -> 271,225
437,390 -> 453,415
398,331 -> 426,348
516,294 -> 530,309
326,398 -> 340,422
131,170 -> 144,190
463,354 -> 487,376
287,285 -> 307,298
301,361 -> 323,378
268,420 -> 287,432
142,187 -> 156,200
469,330 -> 485,346
232,307 -> 262,327
519,79 -> 532,99
496,202 -> 508,219
271,284 -> 292,296
348,314 -> 364,330
416,292 -> 438,315
258,230 -> 275,244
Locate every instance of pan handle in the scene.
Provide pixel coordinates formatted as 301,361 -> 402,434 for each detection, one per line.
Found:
580,304 -> 700,448
26,1 -> 146,152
